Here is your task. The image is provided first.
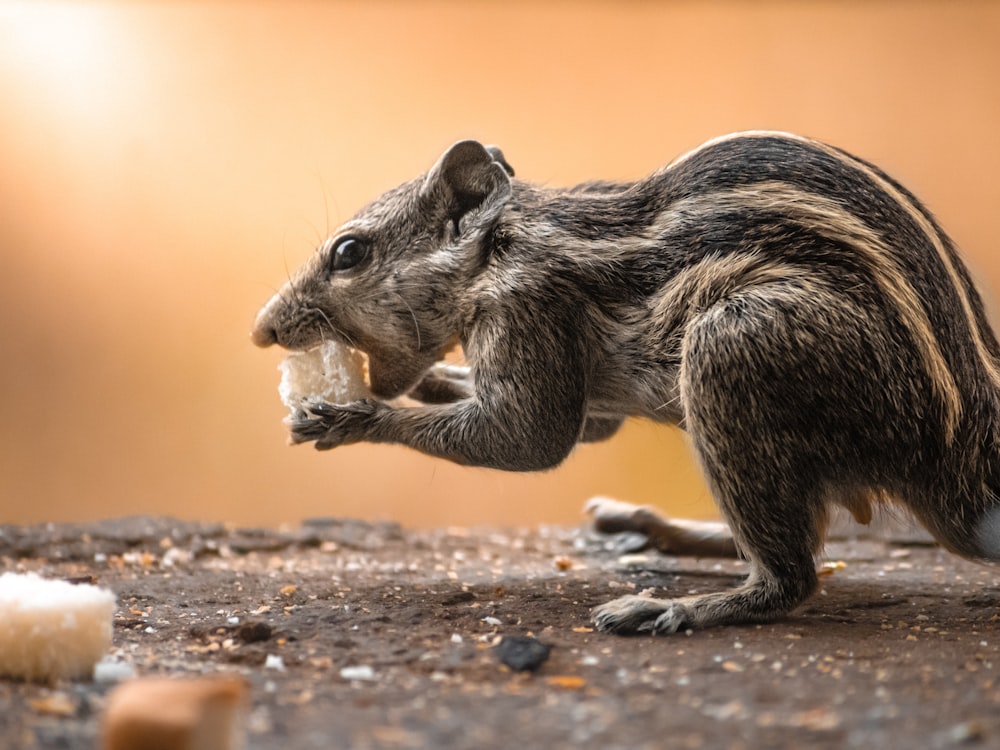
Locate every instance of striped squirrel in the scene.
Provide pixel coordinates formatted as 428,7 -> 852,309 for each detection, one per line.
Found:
252,131 -> 1000,634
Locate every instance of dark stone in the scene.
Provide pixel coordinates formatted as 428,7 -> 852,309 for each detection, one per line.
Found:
494,636 -> 552,672
237,620 -> 274,644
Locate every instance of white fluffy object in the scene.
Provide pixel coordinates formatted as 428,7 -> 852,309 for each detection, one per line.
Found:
0,572 -> 115,682
278,340 -> 370,412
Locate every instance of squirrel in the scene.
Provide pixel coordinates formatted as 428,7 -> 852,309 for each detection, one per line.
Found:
252,131 -> 1000,635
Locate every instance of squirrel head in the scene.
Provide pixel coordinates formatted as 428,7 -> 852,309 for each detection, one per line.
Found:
251,140 -> 514,399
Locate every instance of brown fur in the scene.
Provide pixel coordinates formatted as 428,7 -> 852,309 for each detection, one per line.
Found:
253,132 -> 1000,634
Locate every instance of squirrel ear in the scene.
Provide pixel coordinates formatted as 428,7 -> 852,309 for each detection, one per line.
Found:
484,145 -> 515,177
423,140 -> 512,229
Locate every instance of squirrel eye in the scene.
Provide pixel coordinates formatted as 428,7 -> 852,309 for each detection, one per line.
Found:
329,236 -> 369,273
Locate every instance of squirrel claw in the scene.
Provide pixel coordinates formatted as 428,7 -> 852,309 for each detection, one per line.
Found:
287,399 -> 383,450
287,409 -> 330,444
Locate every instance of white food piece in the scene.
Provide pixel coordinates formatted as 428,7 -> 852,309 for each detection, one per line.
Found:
0,572 -> 115,683
93,658 -> 137,684
264,653 -> 285,671
101,676 -> 248,750
339,664 -> 376,681
277,340 -> 370,412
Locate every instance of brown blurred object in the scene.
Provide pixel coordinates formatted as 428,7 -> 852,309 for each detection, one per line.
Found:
101,676 -> 248,750
0,1 -> 998,527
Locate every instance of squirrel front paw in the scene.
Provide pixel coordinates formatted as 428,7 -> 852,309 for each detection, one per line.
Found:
288,398 -> 384,450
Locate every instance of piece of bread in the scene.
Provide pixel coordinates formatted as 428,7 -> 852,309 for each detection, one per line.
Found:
0,572 -> 115,682
277,340 -> 370,412
101,676 -> 248,750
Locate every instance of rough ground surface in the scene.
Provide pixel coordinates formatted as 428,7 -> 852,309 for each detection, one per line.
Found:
2,514 -> 1000,749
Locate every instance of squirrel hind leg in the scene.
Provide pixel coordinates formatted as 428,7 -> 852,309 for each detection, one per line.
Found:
597,290 -> 865,633
591,399 -> 827,633
592,468 -> 823,634
592,421 -> 824,633
593,565 -> 818,635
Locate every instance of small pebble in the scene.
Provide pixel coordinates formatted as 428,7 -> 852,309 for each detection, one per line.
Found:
947,719 -> 988,744
495,636 -> 552,672
237,620 -> 274,644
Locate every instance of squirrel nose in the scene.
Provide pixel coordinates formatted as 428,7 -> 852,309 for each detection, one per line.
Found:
250,307 -> 278,348
250,324 -> 277,348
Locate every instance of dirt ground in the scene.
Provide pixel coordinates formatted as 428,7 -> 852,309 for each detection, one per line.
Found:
2,513 -> 1000,750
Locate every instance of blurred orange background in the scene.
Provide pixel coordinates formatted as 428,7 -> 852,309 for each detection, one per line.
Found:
1,1 -> 998,528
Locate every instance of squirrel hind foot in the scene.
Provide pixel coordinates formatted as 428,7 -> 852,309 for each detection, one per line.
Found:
592,570 -> 816,635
